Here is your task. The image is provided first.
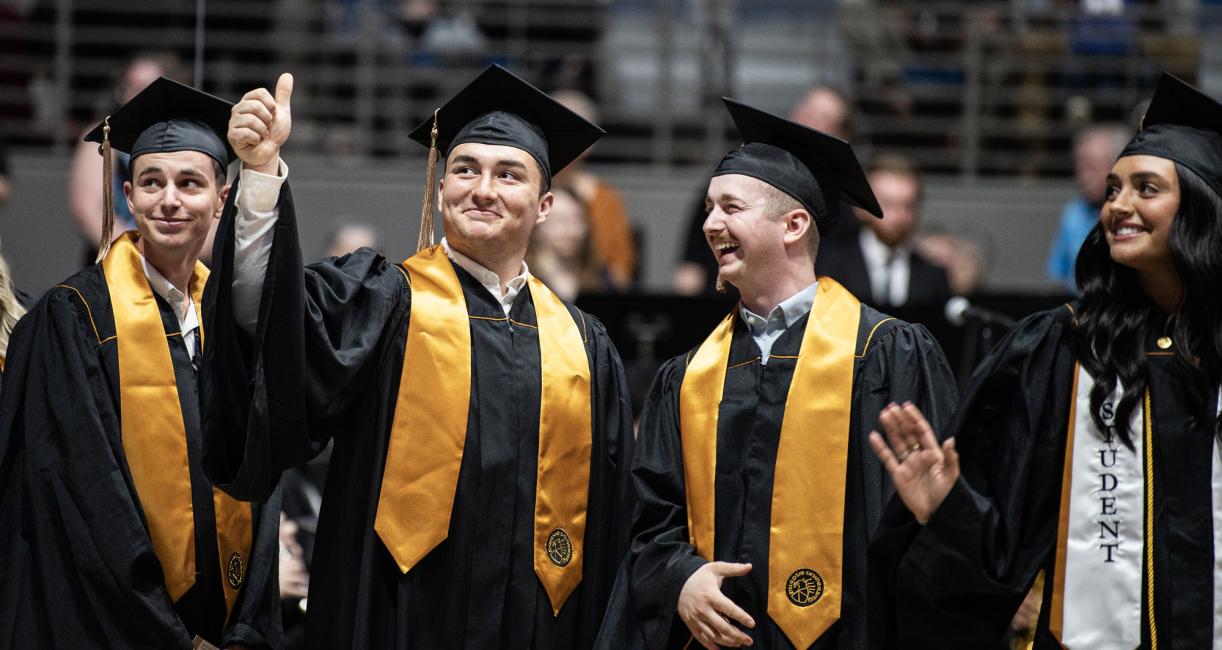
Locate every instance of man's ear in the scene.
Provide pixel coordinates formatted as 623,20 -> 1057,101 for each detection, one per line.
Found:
215,183 -> 232,218
123,180 -> 136,217
782,208 -> 811,246
535,190 -> 554,225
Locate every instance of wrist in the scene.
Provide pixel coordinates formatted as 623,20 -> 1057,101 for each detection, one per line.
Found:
245,157 -> 279,175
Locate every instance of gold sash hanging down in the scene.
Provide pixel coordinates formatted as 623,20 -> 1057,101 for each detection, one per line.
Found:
679,278 -> 860,650
374,244 -> 593,615
103,231 -> 252,615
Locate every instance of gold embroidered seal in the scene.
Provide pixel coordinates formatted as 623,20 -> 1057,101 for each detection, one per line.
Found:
785,568 -> 824,607
226,552 -> 246,590
546,529 -> 573,567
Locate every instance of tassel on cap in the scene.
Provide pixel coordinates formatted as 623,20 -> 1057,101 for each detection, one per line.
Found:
96,117 -> 115,264
416,109 -> 440,253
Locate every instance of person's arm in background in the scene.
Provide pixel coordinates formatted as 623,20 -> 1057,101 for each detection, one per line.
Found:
69,138 -> 106,246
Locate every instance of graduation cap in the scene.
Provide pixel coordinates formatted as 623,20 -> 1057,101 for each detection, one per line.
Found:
1121,73 -> 1222,198
407,65 -> 604,251
82,77 -> 234,262
712,98 -> 882,236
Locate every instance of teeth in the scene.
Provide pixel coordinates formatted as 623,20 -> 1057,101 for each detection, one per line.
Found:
714,241 -> 739,252
1115,226 -> 1143,236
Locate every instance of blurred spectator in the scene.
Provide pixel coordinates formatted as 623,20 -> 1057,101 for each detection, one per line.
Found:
917,223 -> 993,296
67,52 -> 191,266
815,153 -> 953,307
551,89 -> 637,289
674,84 -> 855,295
527,186 -> 608,302
322,220 -> 380,258
1045,123 -> 1128,291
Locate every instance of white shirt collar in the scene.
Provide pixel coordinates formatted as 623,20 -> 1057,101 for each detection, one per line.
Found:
441,238 -> 530,315
140,255 -> 199,358
740,280 -> 819,334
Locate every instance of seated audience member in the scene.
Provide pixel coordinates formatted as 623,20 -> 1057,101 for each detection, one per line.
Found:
527,186 -> 609,301
321,220 -> 380,257
815,153 -> 952,308
553,89 -> 637,289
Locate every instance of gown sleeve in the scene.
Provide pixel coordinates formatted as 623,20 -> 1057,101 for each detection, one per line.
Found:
872,308 -> 1078,647
202,178 -> 410,501
626,355 -> 708,649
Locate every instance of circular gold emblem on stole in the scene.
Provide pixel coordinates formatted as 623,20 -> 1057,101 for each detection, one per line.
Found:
226,552 -> 246,590
785,568 -> 824,607
546,529 -> 573,567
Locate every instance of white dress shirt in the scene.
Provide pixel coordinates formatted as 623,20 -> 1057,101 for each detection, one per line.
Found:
858,228 -> 911,306
141,256 -> 200,360
441,238 -> 530,316
739,281 -> 819,365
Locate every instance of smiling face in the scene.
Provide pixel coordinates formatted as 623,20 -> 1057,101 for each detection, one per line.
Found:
703,174 -> 802,295
1102,154 -> 1179,276
439,141 -> 552,263
124,150 -> 227,263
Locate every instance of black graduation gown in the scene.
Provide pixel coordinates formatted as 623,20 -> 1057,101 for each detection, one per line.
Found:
873,305 -> 1221,649
200,181 -> 636,649
626,304 -> 958,649
0,264 -> 281,649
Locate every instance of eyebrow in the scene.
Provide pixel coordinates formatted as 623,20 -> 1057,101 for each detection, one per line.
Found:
136,165 -> 208,179
450,154 -> 530,171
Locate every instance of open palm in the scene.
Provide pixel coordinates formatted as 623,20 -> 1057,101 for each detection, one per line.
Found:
868,402 -> 960,524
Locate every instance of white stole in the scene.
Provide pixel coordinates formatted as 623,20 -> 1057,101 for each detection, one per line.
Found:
1060,371 -> 1222,649
1060,365 -> 1145,649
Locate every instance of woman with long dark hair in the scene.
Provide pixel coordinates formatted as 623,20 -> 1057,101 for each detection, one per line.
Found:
868,74 -> 1222,648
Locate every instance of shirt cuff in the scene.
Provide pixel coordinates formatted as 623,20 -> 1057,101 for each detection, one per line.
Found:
237,158 -> 288,213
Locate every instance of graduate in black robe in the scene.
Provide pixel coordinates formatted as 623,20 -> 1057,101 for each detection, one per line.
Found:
869,73 -> 1222,649
616,99 -> 957,650
201,67 -> 635,648
0,79 -> 280,649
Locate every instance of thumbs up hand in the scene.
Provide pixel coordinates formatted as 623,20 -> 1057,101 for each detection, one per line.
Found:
229,72 -> 294,173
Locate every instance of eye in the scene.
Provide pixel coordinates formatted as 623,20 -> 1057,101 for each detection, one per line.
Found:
1104,184 -> 1119,201
1138,182 -> 1159,195
140,177 -> 163,188
451,165 -> 476,176
498,170 -> 520,181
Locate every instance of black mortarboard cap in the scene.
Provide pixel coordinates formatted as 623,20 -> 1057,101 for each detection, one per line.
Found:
1120,73 -> 1222,198
712,98 -> 882,236
408,64 -> 604,188
83,76 -> 234,168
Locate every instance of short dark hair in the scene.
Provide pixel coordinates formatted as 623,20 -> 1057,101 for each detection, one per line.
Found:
868,153 -> 923,203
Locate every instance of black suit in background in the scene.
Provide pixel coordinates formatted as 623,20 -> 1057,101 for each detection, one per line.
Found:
815,223 -> 953,308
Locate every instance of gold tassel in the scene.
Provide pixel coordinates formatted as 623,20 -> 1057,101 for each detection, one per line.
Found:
416,109 -> 440,253
715,273 -> 726,294
95,117 -> 115,264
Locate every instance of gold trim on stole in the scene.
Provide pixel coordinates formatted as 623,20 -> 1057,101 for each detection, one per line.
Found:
103,231 -> 252,614
375,245 -> 593,615
679,278 -> 860,649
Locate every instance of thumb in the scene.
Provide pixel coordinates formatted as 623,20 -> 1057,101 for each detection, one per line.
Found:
943,438 -> 960,474
275,72 -> 294,107
712,561 -> 753,577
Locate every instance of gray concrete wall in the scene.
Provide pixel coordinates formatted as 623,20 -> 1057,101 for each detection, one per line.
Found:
0,151 -> 1075,300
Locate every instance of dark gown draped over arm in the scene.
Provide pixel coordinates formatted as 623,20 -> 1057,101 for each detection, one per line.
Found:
201,179 -> 411,501
626,308 -> 958,650
870,307 -> 1079,648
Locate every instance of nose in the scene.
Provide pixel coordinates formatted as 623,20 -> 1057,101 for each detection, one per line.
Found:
160,183 -> 182,212
472,171 -> 497,203
703,206 -> 724,240
1105,188 -> 1133,226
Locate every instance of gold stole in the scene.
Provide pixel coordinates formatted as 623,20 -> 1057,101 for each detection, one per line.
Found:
679,278 -> 860,649
103,231 -> 252,615
374,244 -> 593,615
1048,364 -> 1157,646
